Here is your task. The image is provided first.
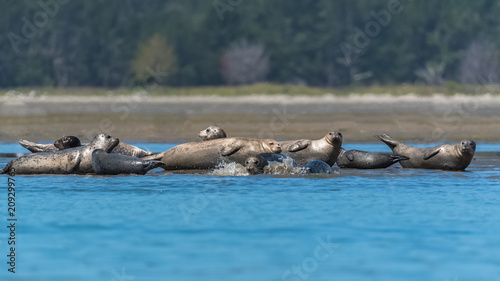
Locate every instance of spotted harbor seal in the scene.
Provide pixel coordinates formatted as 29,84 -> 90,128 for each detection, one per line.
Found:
299,160 -> 333,174
1,134 -> 119,175
146,138 -> 281,170
19,136 -> 151,158
245,153 -> 298,175
377,134 -> 476,170
279,131 -> 343,166
198,125 -> 227,141
92,149 -> 163,175
336,148 -> 409,169
244,154 -> 332,175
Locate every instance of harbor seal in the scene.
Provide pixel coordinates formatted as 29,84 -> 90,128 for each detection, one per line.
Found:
19,136 -> 151,158
147,138 -> 281,170
245,153 -> 298,175
1,134 -> 119,175
198,125 -> 227,141
92,149 -> 163,175
336,148 -> 409,169
299,160 -> 333,174
279,131 -> 343,166
377,134 -> 476,170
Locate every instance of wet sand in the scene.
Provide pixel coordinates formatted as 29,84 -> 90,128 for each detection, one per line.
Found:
1,94 -> 499,143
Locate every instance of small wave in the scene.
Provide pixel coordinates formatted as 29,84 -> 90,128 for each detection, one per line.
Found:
210,162 -> 249,176
264,158 -> 303,175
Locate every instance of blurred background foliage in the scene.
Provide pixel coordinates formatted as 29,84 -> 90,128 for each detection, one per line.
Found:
1,0 -> 500,89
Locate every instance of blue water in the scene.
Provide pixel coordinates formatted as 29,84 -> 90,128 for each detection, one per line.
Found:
0,142 -> 499,281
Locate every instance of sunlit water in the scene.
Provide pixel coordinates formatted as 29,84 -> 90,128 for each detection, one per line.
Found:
0,142 -> 499,281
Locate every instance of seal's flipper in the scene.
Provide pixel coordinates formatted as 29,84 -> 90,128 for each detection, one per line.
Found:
376,134 -> 400,150
390,154 -> 410,163
142,153 -> 164,161
423,149 -> 440,160
221,144 -> 242,156
288,141 -> 309,152
19,139 -> 49,153
346,151 -> 355,161
0,161 -> 13,174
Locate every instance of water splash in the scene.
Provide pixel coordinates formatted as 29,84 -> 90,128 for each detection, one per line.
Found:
210,162 -> 249,176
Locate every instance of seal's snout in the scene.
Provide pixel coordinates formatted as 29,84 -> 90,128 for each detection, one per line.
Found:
461,139 -> 476,153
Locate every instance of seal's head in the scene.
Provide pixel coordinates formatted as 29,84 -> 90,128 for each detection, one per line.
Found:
325,131 -> 343,146
54,136 -> 81,150
459,139 -> 476,155
198,125 -> 227,141
263,139 -> 281,154
91,134 -> 119,152
245,155 -> 266,175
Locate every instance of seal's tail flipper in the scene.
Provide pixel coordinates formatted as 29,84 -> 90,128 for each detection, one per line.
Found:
142,152 -> 164,161
390,154 -> 409,163
0,162 -> 12,174
376,134 -> 400,150
19,139 -> 41,153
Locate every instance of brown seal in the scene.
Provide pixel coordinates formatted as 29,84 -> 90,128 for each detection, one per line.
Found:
336,148 -> 409,169
376,134 -> 476,170
1,134 -> 119,175
147,138 -> 281,170
279,131 -> 343,166
198,125 -> 227,141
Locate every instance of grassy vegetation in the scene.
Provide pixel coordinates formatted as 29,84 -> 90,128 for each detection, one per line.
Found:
4,82 -> 500,97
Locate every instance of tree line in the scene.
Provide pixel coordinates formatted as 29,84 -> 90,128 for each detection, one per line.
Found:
2,0 -> 499,88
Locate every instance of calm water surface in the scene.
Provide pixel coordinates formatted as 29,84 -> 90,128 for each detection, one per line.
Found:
0,142 -> 499,281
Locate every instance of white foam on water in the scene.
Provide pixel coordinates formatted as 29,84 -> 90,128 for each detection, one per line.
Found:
210,162 -> 249,176
264,158 -> 303,175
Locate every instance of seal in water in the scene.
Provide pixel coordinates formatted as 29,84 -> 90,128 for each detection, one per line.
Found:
279,131 -> 343,166
91,149 -> 163,175
145,138 -> 282,170
376,134 -> 476,170
336,148 -> 409,169
299,160 -> 333,174
198,125 -> 227,141
1,134 -> 119,175
244,153 -> 298,175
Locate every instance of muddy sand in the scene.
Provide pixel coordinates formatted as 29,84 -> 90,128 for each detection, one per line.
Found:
1,94 -> 499,143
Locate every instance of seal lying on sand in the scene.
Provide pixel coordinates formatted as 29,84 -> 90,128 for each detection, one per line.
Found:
244,154 -> 332,175
198,125 -> 227,141
377,134 -> 476,170
1,134 -> 119,175
336,148 -> 409,169
92,149 -> 163,175
19,136 -> 81,153
279,131 -> 343,166
145,138 -> 282,170
19,136 -> 151,157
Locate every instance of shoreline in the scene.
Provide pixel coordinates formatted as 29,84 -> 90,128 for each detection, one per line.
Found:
1,94 -> 499,143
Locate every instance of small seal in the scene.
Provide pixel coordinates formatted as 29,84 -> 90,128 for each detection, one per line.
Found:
336,148 -> 409,169
279,131 -> 343,166
91,149 -> 163,175
245,153 -> 298,175
1,134 -> 119,175
146,138 -> 282,170
299,160 -> 333,174
377,134 -> 476,170
198,125 -> 227,141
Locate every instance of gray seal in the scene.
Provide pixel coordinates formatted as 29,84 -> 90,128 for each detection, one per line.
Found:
245,153 -> 298,175
19,136 -> 151,158
299,160 -> 333,174
1,134 -> 119,175
198,125 -> 227,141
145,138 -> 282,170
92,149 -> 163,175
279,131 -> 343,166
377,134 -> 476,170
336,148 -> 409,169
